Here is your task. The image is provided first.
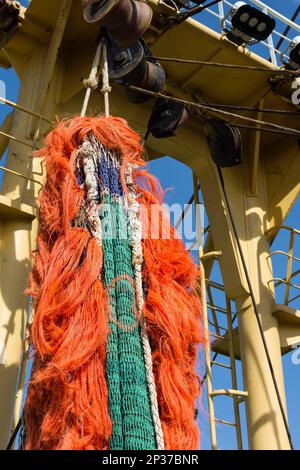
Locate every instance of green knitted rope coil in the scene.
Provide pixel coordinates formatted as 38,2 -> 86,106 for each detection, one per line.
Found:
102,196 -> 124,450
102,195 -> 156,450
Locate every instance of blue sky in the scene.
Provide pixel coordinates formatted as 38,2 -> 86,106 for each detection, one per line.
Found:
1,0 -> 299,451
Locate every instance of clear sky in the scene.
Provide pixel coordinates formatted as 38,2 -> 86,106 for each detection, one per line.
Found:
0,0 -> 299,451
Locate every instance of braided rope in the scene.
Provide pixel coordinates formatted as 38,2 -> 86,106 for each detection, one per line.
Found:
77,137 -> 103,247
126,168 -> 165,451
81,41 -> 103,117
101,40 -> 111,118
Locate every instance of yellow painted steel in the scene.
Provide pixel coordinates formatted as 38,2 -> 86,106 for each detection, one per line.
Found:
0,0 -> 299,450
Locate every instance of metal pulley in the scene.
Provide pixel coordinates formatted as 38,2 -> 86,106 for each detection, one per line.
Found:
204,119 -> 242,167
147,98 -> 189,138
81,0 -> 153,48
107,37 -> 166,103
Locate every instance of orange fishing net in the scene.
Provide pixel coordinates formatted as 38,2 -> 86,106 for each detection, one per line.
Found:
24,116 -> 203,450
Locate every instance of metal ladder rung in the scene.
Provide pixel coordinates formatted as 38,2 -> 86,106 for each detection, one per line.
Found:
0,130 -> 36,149
209,331 -> 228,341
207,304 -> 228,315
206,280 -> 225,291
210,389 -> 248,398
208,320 -> 228,332
201,251 -> 222,262
214,418 -> 236,427
209,325 -> 227,335
211,360 -> 231,369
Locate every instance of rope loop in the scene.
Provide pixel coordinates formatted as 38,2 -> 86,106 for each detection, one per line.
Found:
83,76 -> 99,91
101,84 -> 112,94
80,40 -> 103,117
80,38 -> 111,118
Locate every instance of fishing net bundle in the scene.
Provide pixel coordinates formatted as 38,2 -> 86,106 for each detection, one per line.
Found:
23,115 -> 203,450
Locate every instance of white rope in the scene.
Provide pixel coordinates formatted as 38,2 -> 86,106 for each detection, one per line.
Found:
80,38 -> 112,118
81,41 -> 103,117
126,168 -> 165,451
101,39 -> 111,118
77,137 -> 103,246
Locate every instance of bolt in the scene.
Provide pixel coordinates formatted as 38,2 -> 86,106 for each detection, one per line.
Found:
113,51 -> 128,67
12,1 -> 21,11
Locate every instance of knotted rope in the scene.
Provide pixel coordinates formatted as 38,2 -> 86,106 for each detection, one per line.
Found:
81,38 -> 111,118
